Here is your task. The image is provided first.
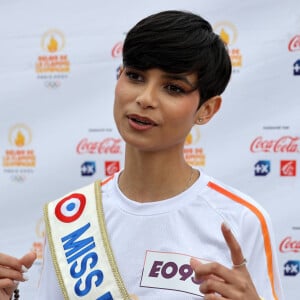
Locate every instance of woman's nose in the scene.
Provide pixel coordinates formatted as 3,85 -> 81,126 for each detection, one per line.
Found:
135,84 -> 159,109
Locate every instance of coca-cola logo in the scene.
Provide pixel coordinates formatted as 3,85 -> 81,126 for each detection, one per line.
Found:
250,136 -> 300,153
279,237 -> 300,253
288,35 -> 300,52
76,138 -> 122,154
111,41 -> 123,58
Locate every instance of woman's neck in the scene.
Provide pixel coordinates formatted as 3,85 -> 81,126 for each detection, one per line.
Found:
118,146 -> 199,203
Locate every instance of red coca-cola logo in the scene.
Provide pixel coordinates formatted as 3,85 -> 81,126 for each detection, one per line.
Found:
111,41 -> 123,58
76,138 -> 122,154
250,136 -> 300,153
288,35 -> 300,52
279,237 -> 300,253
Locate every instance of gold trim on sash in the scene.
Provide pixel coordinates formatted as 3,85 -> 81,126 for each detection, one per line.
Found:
94,179 -> 130,300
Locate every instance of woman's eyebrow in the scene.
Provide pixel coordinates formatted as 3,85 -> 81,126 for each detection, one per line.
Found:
162,73 -> 197,88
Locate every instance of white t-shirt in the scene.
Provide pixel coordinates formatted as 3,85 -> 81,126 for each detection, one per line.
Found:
36,170 -> 284,299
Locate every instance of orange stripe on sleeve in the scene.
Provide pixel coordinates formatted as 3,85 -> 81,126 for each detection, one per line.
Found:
207,181 -> 278,300
101,174 -> 115,186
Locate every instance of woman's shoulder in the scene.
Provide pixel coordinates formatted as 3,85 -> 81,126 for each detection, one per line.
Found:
198,170 -> 271,227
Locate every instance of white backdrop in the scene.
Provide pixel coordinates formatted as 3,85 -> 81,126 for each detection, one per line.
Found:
0,0 -> 299,298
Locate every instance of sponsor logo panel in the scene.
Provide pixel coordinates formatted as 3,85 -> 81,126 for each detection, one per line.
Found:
76,137 -> 122,154
284,260 -> 300,276
293,59 -> 300,76
81,161 -> 96,176
105,161 -> 120,176
250,136 -> 300,153
35,29 -> 70,88
250,129 -> 299,178
184,127 -> 206,167
288,35 -> 300,52
213,21 -> 242,73
111,41 -> 123,58
77,129 -> 123,178
279,236 -> 300,253
280,160 -> 296,176
279,227 -> 300,279
2,124 -> 36,182
254,160 -> 270,176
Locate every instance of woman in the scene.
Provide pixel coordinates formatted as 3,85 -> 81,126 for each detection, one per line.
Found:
0,10 -> 283,300
0,252 -> 35,300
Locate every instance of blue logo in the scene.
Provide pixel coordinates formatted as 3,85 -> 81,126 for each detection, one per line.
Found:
254,160 -> 270,176
81,161 -> 96,176
284,260 -> 300,276
293,59 -> 300,75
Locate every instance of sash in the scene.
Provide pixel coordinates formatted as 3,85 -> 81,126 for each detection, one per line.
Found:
44,180 -> 130,300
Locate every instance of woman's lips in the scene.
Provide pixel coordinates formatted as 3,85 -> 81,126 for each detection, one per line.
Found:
127,114 -> 157,130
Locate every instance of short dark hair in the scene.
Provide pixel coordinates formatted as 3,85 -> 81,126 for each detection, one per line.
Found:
122,10 -> 232,106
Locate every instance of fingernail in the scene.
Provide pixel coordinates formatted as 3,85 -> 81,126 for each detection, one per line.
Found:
22,274 -> 29,281
190,257 -> 196,263
190,257 -> 199,267
21,265 -> 28,273
223,221 -> 231,232
13,280 -> 20,286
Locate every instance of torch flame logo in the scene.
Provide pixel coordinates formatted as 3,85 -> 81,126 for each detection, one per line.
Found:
41,29 -> 65,52
9,124 -> 32,147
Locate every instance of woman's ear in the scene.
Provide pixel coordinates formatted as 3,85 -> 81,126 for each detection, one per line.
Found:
195,96 -> 222,125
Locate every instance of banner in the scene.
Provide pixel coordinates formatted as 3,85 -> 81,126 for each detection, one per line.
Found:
0,0 -> 299,298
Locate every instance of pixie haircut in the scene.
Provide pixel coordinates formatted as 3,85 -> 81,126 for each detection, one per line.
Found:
122,10 -> 232,106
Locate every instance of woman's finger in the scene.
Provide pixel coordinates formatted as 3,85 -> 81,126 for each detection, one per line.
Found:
221,222 -> 247,269
19,252 -> 37,269
0,253 -> 22,272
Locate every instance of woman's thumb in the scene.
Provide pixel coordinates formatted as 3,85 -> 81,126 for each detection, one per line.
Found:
19,252 -> 37,269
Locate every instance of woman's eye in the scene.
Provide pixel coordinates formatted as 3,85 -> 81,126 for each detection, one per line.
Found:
125,71 -> 143,82
166,84 -> 185,94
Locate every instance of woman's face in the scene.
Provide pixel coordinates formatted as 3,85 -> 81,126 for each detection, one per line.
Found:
113,67 -> 200,153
